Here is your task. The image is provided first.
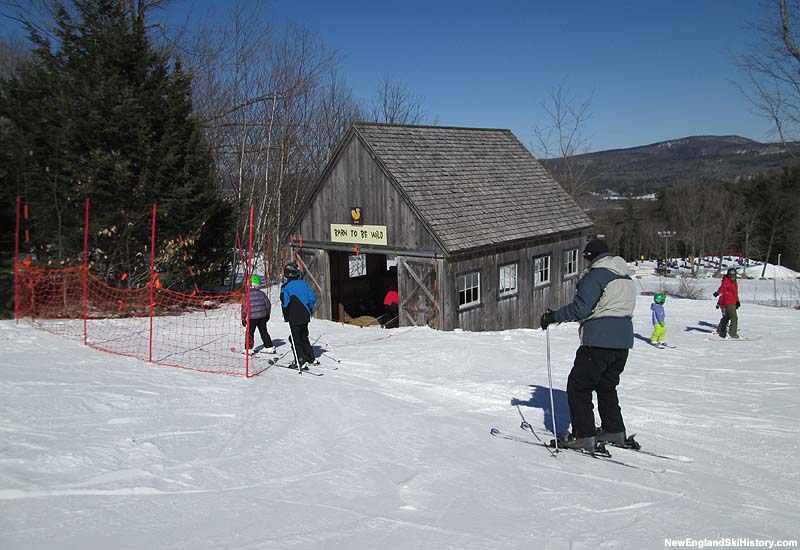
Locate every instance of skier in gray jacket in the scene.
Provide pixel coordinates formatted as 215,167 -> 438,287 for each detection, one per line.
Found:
540,239 -> 636,453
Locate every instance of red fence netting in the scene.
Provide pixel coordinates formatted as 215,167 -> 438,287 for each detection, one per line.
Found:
15,265 -> 253,376
14,197 -> 261,378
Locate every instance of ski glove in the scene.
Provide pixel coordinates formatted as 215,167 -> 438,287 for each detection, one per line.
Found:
736,301 -> 740,309
241,319 -> 247,327
715,304 -> 720,309
540,309 -> 556,330
713,292 -> 719,297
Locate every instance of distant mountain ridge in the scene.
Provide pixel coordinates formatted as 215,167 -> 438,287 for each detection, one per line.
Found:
568,135 -> 800,195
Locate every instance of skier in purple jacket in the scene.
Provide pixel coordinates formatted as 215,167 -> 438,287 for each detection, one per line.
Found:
241,275 -> 275,354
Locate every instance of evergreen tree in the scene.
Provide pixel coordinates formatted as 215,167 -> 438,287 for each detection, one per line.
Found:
0,0 -> 232,293
741,167 -> 800,275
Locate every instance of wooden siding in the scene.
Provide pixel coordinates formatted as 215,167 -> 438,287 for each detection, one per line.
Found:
440,232 -> 590,331
295,248 -> 331,320
296,136 -> 441,254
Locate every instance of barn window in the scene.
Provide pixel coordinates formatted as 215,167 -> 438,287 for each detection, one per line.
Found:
458,271 -> 481,308
564,249 -> 579,277
348,254 -> 367,278
499,263 -> 518,298
534,255 -> 550,287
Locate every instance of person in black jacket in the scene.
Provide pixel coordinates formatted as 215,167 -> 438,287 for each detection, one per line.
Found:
280,262 -> 317,368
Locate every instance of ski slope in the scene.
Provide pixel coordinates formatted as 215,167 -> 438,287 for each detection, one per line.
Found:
1,284 -> 799,549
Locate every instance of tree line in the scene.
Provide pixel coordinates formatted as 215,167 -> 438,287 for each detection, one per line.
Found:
0,0 -> 427,315
589,169 -> 800,274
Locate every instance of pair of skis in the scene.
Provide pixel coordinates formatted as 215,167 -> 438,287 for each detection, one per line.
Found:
491,419 -> 692,473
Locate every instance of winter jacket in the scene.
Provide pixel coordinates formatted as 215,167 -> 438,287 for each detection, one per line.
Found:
280,279 -> 316,324
552,253 -> 636,349
383,290 -> 399,307
651,302 -> 665,326
715,276 -> 739,307
241,288 -> 270,321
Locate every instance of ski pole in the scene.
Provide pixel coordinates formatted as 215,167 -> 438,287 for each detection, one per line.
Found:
287,332 -> 302,374
317,330 -> 342,364
546,327 -> 560,453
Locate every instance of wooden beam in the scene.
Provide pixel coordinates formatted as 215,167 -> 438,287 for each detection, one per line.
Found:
400,259 -> 436,303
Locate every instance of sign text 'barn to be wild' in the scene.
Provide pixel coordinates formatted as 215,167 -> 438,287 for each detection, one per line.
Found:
330,224 -> 388,246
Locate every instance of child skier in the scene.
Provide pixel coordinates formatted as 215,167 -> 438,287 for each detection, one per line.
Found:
650,293 -> 667,348
241,275 -> 275,355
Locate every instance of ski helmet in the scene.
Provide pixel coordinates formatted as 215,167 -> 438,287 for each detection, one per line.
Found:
250,275 -> 261,286
582,239 -> 610,263
654,293 -> 666,304
283,262 -> 301,280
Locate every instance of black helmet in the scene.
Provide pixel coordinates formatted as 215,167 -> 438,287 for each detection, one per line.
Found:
283,261 -> 301,280
582,239 -> 610,263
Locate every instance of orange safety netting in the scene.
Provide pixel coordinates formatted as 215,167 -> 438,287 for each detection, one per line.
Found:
15,265 -> 255,377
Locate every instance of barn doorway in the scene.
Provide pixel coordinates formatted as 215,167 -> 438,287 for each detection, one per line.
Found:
329,251 -> 398,326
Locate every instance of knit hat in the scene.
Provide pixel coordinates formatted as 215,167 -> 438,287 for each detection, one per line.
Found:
582,239 -> 610,263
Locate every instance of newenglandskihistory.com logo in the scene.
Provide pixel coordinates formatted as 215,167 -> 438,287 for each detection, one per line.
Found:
664,538 -> 797,549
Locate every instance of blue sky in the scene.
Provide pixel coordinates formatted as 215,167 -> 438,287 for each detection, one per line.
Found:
2,0 -> 774,152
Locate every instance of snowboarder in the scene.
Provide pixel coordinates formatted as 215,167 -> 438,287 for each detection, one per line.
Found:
540,239 -> 636,453
241,275 -> 275,355
280,261 -> 318,368
650,293 -> 667,348
714,268 -> 740,339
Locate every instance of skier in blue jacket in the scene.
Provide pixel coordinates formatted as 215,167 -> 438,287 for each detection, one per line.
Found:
280,262 -> 318,368
540,239 -> 636,453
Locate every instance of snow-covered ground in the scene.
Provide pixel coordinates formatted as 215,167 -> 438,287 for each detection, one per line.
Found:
2,276 -> 800,549
633,259 -> 800,309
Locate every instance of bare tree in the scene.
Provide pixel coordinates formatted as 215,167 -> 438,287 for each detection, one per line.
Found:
531,79 -> 595,197
706,186 -> 744,274
0,35 -> 30,79
735,0 -> 800,143
180,6 -> 359,284
368,75 -> 426,125
662,182 -> 716,273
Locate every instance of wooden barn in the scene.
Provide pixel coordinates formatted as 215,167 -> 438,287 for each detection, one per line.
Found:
286,123 -> 593,331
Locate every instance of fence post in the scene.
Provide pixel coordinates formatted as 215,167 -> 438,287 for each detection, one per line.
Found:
83,198 -> 90,345
14,196 -> 20,324
245,205 -> 254,377
149,202 -> 157,363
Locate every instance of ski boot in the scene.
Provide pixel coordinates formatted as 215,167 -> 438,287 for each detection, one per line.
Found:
555,434 -> 599,454
597,429 -> 640,450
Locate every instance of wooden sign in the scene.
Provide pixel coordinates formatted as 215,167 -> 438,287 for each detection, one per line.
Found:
331,224 -> 387,246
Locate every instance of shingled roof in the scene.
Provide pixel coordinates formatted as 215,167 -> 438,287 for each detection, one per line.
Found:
353,123 -> 592,254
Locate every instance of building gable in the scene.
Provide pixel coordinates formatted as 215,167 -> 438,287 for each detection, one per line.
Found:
294,130 -> 442,254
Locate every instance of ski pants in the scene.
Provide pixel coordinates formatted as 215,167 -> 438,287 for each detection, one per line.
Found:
289,322 -> 315,365
246,317 -> 273,349
717,304 -> 738,337
650,323 -> 666,343
567,346 -> 628,438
